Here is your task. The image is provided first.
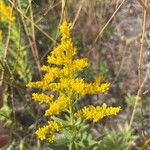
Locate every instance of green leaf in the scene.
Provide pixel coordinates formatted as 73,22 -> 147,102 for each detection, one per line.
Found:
50,144 -> 68,150
51,117 -> 68,126
62,129 -> 74,141
82,132 -> 88,140
49,138 -> 69,150
54,138 -> 69,146
75,117 -> 82,126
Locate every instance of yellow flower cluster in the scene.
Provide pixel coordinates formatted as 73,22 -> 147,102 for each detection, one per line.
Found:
46,77 -> 110,97
32,93 -> 54,104
36,121 -> 62,142
45,94 -> 69,116
0,1 -> 15,22
75,104 -> 121,122
27,21 -> 121,142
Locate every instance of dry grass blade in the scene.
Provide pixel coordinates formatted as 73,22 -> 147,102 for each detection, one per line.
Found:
8,0 -> 56,43
138,0 -> 150,15
72,0 -> 85,28
137,0 -> 148,137
35,1 -> 61,24
86,0 -> 126,56
28,0 -> 42,77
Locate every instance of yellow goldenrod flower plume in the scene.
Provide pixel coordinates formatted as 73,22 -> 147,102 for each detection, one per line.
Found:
27,21 -> 121,143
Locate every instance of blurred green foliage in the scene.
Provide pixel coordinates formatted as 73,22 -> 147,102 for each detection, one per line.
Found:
100,124 -> 137,150
125,94 -> 140,107
0,87 -> 12,126
98,60 -> 108,76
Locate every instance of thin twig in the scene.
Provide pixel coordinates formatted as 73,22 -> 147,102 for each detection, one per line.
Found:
86,0 -> 126,56
35,1 -> 61,24
8,0 -> 56,43
71,0 -> 85,28
16,0 -> 42,77
138,0 -> 150,15
137,0 -> 147,135
129,64 -> 150,129
28,0 -> 42,77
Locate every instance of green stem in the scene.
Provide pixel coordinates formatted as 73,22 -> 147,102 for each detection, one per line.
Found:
69,100 -> 73,125
69,142 -> 73,150
69,98 -> 74,150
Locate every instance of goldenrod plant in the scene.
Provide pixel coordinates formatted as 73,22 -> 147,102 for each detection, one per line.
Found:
27,22 -> 121,149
